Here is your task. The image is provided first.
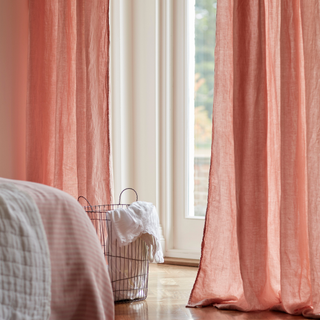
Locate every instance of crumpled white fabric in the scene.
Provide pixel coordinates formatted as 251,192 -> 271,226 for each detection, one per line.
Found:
107,201 -> 164,263
0,183 -> 51,320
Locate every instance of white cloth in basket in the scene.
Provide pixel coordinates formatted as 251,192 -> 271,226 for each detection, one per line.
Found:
107,201 -> 164,263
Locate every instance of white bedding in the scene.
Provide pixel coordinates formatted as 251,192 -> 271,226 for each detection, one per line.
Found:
0,178 -> 114,320
0,183 -> 51,320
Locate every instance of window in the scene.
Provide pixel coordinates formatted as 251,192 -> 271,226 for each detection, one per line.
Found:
110,0 -> 216,260
192,0 -> 217,217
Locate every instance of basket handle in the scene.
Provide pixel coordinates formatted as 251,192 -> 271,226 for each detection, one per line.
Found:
77,196 -> 94,211
119,188 -> 138,204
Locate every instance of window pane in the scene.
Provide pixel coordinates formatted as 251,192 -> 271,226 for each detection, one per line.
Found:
194,0 -> 216,217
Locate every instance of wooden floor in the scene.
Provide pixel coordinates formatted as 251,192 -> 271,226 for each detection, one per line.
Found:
115,264 -> 306,320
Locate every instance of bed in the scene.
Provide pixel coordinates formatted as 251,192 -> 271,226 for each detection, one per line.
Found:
0,177 -> 114,320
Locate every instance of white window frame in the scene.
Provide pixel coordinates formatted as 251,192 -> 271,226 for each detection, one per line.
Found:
110,0 -> 204,260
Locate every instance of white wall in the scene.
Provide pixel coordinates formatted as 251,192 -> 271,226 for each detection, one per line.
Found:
110,0 -> 167,254
0,0 -> 28,180
111,0 -> 159,206
111,0 -> 204,259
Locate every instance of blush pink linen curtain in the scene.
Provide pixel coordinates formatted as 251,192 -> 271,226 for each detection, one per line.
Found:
188,0 -> 320,318
27,0 -> 112,204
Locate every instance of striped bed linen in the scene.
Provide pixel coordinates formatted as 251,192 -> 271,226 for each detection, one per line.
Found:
0,178 -> 114,320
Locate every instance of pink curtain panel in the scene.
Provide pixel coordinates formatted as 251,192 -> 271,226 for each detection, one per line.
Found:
27,0 -> 112,204
188,0 -> 320,318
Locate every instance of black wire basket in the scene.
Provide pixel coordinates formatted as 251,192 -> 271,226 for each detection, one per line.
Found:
78,188 -> 149,303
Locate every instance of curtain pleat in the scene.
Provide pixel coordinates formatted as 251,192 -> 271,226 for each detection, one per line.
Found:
302,2 -> 320,316
188,0 -> 320,317
27,0 -> 112,204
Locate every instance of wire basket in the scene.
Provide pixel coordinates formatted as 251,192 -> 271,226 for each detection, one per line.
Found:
78,188 -> 149,303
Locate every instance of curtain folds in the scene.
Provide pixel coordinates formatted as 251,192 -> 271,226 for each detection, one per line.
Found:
188,0 -> 320,318
27,0 -> 112,204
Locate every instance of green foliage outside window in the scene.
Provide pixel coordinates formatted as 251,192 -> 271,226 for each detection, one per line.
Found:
194,0 -> 217,151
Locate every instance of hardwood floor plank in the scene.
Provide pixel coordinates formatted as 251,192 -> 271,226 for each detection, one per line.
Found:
115,264 -> 306,320
163,257 -> 199,267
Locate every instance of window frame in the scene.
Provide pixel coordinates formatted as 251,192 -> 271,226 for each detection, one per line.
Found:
110,0 -> 205,260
